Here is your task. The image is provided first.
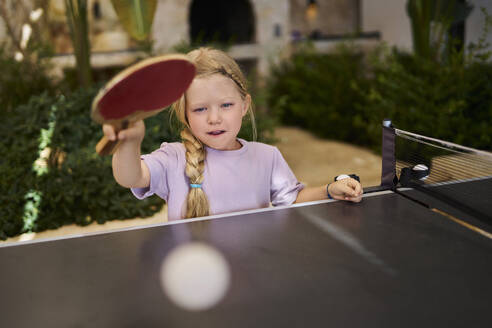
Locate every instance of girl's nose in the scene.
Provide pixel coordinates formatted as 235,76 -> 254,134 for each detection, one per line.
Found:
207,108 -> 222,124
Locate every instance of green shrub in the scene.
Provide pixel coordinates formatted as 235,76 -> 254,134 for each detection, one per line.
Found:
267,41 -> 492,152
0,47 -> 56,114
267,43 -> 370,145
0,94 -> 52,239
33,88 -> 171,232
360,47 -> 492,151
0,88 -> 169,238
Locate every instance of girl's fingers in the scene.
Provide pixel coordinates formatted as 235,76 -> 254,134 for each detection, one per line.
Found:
346,178 -> 363,196
338,180 -> 359,197
117,130 -> 126,140
330,178 -> 363,202
344,195 -> 363,203
125,121 -> 145,139
103,121 -> 145,142
102,124 -> 116,141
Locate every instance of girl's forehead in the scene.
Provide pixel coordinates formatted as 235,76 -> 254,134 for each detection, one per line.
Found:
192,73 -> 234,86
186,74 -> 240,98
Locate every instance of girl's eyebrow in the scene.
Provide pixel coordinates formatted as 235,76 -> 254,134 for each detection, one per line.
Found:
187,101 -> 207,109
218,96 -> 237,102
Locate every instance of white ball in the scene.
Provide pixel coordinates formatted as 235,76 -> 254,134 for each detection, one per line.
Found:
160,242 -> 231,311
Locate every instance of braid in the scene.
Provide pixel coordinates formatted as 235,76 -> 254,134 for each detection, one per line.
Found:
181,127 -> 210,218
218,66 -> 247,96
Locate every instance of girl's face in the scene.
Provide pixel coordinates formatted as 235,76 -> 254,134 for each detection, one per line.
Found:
185,73 -> 250,151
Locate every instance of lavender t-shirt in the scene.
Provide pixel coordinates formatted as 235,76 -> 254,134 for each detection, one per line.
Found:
131,138 -> 304,220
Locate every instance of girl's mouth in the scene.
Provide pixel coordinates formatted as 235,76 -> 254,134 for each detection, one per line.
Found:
207,130 -> 225,136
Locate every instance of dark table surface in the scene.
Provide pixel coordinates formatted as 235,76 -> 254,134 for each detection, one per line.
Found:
1,189 -> 491,328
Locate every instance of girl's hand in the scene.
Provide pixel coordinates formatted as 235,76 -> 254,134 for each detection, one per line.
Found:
328,178 -> 363,203
102,120 -> 145,144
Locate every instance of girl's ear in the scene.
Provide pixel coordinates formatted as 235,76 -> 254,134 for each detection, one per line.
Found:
242,94 -> 251,117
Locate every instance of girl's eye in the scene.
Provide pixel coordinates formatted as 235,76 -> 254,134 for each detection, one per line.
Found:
222,102 -> 233,108
193,107 -> 206,112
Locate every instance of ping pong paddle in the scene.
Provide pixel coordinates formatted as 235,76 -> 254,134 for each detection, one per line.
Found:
91,54 -> 196,155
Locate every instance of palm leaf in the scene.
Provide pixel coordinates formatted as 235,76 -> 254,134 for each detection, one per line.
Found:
110,0 -> 157,41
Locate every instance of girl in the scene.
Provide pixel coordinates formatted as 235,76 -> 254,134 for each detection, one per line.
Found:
103,47 -> 362,220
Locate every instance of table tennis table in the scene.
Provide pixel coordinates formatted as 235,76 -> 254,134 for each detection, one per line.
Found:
1,123 -> 491,327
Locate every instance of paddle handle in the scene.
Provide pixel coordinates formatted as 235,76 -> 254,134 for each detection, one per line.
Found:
96,136 -> 123,156
96,120 -> 129,156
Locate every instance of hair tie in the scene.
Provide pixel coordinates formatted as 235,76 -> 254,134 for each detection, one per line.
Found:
190,183 -> 202,188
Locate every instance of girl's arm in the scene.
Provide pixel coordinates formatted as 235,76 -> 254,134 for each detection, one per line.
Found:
294,185 -> 327,203
294,178 -> 363,203
103,120 -> 150,188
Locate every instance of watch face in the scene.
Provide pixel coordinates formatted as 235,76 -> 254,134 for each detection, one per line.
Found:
335,174 -> 360,182
335,174 -> 351,181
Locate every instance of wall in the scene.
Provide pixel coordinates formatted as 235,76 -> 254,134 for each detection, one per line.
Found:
151,0 -> 191,53
362,0 -> 412,51
152,0 -> 290,75
290,0 -> 359,38
466,0 -> 492,53
362,0 -> 492,54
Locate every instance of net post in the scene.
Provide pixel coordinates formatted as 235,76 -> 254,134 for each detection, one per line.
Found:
381,119 -> 397,189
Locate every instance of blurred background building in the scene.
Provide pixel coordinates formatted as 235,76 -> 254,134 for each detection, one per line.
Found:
0,0 -> 491,77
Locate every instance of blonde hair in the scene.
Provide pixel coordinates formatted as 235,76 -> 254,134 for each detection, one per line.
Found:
171,47 -> 256,219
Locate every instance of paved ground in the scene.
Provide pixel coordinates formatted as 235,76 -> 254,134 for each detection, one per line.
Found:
3,127 -> 381,243
274,126 -> 381,188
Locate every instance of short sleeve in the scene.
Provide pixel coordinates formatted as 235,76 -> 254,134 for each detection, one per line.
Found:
131,143 -> 179,201
270,147 -> 304,206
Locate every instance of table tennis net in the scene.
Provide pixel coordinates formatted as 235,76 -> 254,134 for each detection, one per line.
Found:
394,129 -> 492,222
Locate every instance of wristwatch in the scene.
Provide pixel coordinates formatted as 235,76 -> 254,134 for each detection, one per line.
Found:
334,174 -> 360,182
327,174 -> 360,199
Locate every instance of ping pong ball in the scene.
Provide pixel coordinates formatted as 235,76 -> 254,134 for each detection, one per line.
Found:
160,242 -> 231,311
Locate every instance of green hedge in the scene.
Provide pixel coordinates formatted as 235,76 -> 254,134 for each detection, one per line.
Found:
360,49 -> 492,150
267,43 -> 370,146
267,43 -> 492,152
0,47 -> 56,114
0,96 -> 48,239
0,88 -> 169,239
